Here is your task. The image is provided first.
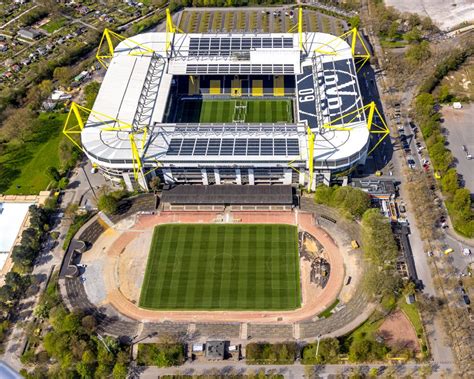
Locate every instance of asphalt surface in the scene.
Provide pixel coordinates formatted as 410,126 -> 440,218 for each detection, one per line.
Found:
441,103 -> 474,194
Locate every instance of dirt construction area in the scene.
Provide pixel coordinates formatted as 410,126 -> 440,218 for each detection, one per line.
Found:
378,310 -> 420,352
78,210 -> 359,324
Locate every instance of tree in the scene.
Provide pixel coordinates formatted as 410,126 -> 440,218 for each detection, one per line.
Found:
349,15 -> 360,28
405,41 -> 431,65
26,80 -> 53,108
314,185 -> 335,205
53,66 -> 72,87
302,338 -> 340,364
98,193 -> 119,214
83,81 -> 101,109
28,205 -> 49,231
437,85 -> 452,103
149,176 -> 161,193
0,107 -> 36,143
46,166 -> 61,182
440,169 -> 458,197
361,209 -> 398,266
387,21 -> 399,40
112,363 -> 128,379
21,228 -> 40,250
5,272 -> 30,292
11,245 -> 36,266
404,28 -> 422,43
81,315 -> 97,333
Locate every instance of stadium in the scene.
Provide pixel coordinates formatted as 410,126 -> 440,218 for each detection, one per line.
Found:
65,9 -> 387,191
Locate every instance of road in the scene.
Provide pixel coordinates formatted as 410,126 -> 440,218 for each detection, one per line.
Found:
137,360 -> 454,378
0,5 -> 38,30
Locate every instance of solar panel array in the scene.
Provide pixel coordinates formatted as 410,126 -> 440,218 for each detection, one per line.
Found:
188,37 -> 294,57
186,64 -> 295,75
167,138 -> 300,156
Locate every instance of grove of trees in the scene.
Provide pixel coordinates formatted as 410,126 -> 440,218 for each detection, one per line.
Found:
21,306 -> 129,378
246,342 -> 297,364
413,90 -> 474,237
314,185 -> 371,219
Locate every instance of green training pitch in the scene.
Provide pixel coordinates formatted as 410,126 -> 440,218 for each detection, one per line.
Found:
175,99 -> 293,123
139,224 -> 301,311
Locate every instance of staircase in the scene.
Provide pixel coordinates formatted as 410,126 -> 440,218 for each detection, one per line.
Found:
132,52 -> 166,131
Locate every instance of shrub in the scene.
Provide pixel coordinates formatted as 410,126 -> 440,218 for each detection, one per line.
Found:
137,343 -> 185,367
98,194 -> 118,215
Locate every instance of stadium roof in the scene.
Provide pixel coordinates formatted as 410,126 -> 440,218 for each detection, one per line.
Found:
161,185 -> 294,205
82,31 -> 369,169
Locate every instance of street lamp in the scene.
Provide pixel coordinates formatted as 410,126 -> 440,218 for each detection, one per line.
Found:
315,334 -> 322,359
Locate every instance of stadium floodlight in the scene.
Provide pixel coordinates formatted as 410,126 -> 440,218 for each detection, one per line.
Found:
314,28 -> 370,72
96,28 -> 155,69
287,7 -> 303,51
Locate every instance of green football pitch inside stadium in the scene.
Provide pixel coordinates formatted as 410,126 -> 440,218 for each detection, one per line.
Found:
139,224 -> 301,310
176,99 -> 293,123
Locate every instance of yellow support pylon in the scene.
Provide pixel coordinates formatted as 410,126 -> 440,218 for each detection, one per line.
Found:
307,127 -> 315,191
166,8 -> 183,53
321,101 -> 390,155
62,102 -> 149,183
288,7 -> 303,51
314,27 -> 370,72
96,28 -> 155,69
63,102 -> 87,151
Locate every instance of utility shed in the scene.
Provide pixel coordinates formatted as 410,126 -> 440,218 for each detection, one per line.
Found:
205,341 -> 225,360
161,185 -> 294,205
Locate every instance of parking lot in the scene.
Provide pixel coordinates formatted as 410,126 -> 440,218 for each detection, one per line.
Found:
174,8 -> 347,34
442,103 -> 474,193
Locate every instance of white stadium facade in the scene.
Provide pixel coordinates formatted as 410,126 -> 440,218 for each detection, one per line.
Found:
72,14 -> 380,192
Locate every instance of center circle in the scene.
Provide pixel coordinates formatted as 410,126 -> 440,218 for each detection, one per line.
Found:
210,253 -> 237,275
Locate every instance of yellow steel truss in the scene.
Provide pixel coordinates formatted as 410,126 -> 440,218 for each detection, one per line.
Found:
96,28 -> 154,69
288,102 -> 389,191
63,102 -> 149,182
287,127 -> 315,191
166,8 -> 183,53
288,7 -> 303,51
321,101 -> 390,155
314,27 -> 370,72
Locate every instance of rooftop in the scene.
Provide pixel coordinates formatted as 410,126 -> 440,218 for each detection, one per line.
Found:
161,184 -> 294,205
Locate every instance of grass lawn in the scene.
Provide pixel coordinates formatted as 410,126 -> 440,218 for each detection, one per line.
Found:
398,298 -> 424,338
41,17 -> 66,33
318,298 -> 339,318
0,113 -> 67,195
139,224 -> 301,310
176,99 -> 293,123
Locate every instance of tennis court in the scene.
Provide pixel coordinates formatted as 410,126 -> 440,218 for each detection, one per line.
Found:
175,99 -> 293,123
139,223 -> 301,310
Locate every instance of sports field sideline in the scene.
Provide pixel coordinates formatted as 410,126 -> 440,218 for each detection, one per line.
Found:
176,99 -> 293,123
139,223 -> 301,311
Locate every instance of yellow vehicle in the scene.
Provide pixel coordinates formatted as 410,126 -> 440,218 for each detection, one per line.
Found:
434,171 -> 441,179
375,171 -> 382,177
351,240 -> 360,249
443,248 -> 454,255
